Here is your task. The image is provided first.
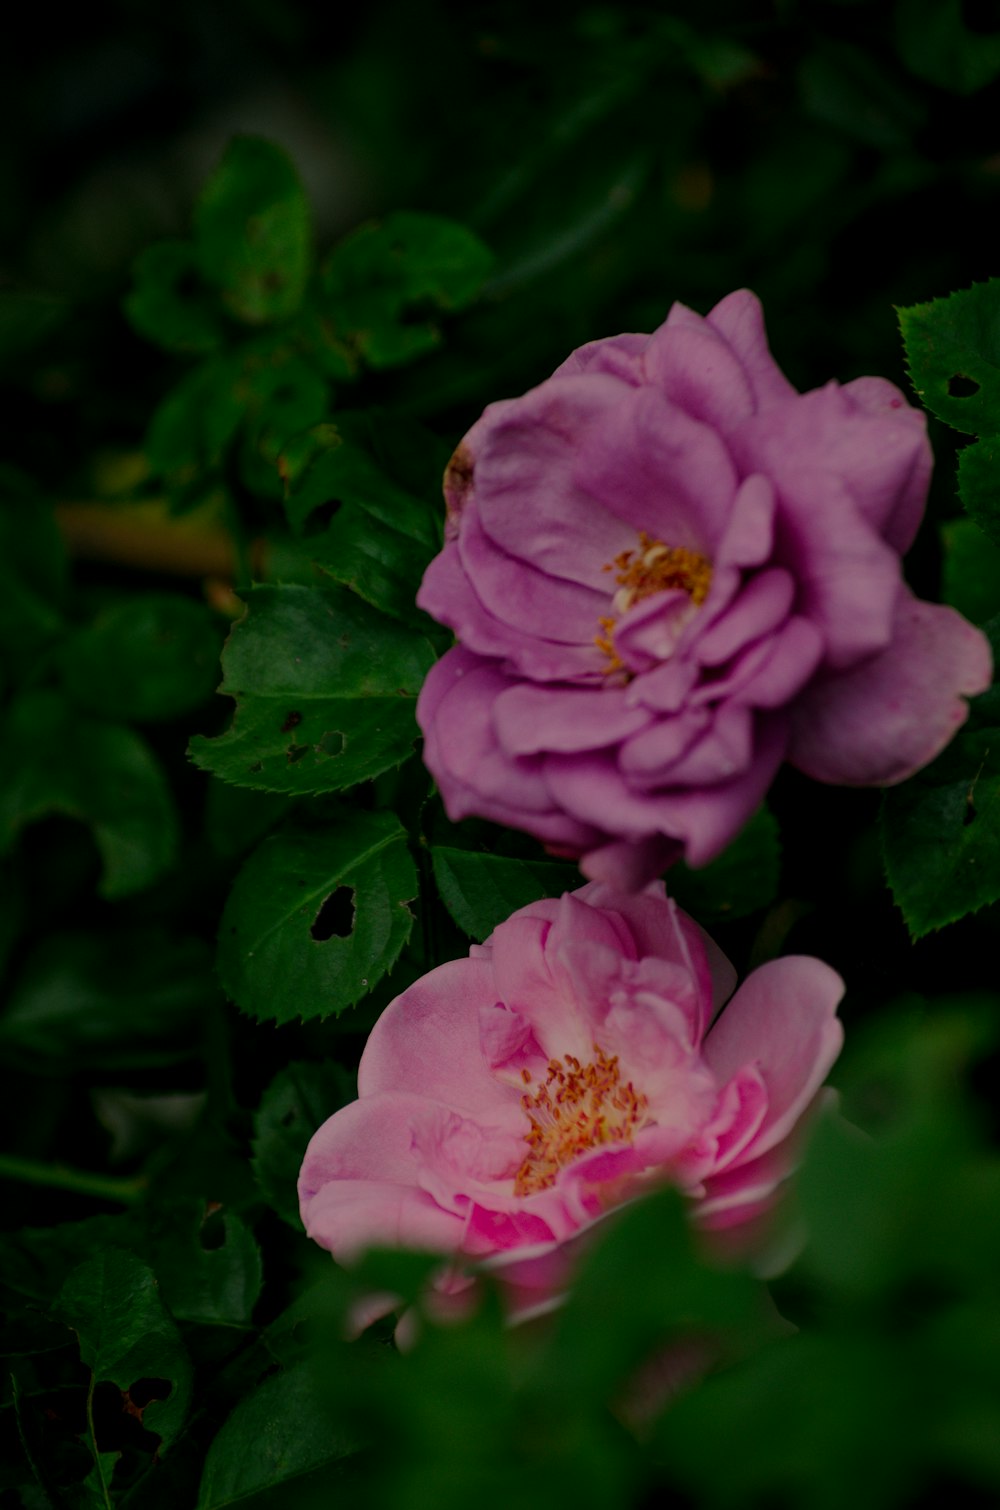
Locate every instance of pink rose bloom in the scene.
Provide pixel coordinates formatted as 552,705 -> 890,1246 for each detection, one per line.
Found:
416,290 -> 991,888
299,883 -> 844,1315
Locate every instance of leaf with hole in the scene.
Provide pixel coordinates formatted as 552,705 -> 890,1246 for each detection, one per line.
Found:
53,1249 -> 192,1453
124,239 -> 225,354
898,280 -> 1000,438
188,582 -> 434,794
283,410 -> 447,622
0,691 -> 177,899
197,1360 -> 357,1509
252,1060 -> 355,1227
321,212 -> 494,368
195,137 -> 311,325
144,1201 -> 263,1328
217,810 -> 418,1022
882,618 -> 1000,937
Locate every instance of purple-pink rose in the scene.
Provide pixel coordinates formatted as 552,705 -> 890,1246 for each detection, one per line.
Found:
416,289 -> 991,888
298,883 -> 844,1316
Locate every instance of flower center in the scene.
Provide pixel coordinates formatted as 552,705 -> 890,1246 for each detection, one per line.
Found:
595,532 -> 713,674
513,1045 -> 649,1197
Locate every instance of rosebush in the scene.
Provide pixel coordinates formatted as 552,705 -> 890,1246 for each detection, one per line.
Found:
416,290 -> 992,888
299,882 -> 844,1314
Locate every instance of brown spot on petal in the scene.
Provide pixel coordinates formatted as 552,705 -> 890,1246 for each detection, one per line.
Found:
444,442 -> 475,532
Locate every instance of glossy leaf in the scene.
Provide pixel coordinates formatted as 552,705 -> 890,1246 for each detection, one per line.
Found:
0,691 -> 177,898
60,594 -> 222,722
197,1361 -> 357,1509
189,583 -> 434,793
53,1249 -> 192,1451
899,279 -> 1000,438
217,810 -> 417,1022
283,411 -> 447,622
431,846 -> 578,942
195,137 -> 311,325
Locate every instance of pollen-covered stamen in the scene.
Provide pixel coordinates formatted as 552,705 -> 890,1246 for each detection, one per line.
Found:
513,1045 -> 649,1197
595,532 -> 713,674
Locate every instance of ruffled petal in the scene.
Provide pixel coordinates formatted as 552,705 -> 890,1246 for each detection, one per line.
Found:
789,593 -> 993,786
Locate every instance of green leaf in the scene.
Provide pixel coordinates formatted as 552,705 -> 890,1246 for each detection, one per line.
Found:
197,1360 -> 357,1509
882,619 -> 1000,935
896,0 -> 1000,95
217,811 -> 417,1022
898,279 -> 1000,437
195,137 -> 311,325
941,519 -> 1000,625
321,212 -> 494,368
203,779 -> 291,859
0,691 -> 177,899
431,847 -> 578,942
0,928 -> 214,1069
188,583 -> 434,794
124,240 -> 225,354
145,355 -> 245,506
958,437 -> 1000,550
0,489 -> 67,681
144,1201 -> 263,1328
668,806 -> 781,924
60,594 -> 222,722
252,1061 -> 355,1226
283,412 -> 447,622
53,1249 -> 192,1452
0,1216 -> 137,1305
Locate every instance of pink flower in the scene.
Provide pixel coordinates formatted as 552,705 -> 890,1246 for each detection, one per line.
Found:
416,290 -> 991,889
298,883 -> 844,1314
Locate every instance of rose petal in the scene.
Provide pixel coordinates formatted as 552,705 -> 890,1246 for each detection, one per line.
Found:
789,593 -> 993,786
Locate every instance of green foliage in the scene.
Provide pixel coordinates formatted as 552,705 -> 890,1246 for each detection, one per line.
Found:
0,928 -> 214,1070
431,846 -> 578,941
283,411 -> 448,623
882,618 -> 1000,936
941,518 -> 1000,625
217,810 -> 418,1022
252,1060 -> 355,1226
899,279 -> 1000,545
669,805 -> 781,924
53,1249 -> 192,1452
320,212 -> 494,369
0,690 -> 177,898
195,137 -> 312,327
124,241 -> 225,354
7,6 -> 1000,1501
197,1360 -> 358,1509
895,0 -> 1000,95
189,582 -> 434,793
60,594 -> 222,722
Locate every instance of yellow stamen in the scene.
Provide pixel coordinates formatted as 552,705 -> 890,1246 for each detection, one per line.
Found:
513,1044 -> 648,1197
595,532 -> 712,674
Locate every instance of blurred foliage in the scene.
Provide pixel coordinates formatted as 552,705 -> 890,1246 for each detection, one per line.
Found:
2,1 -> 1000,1505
